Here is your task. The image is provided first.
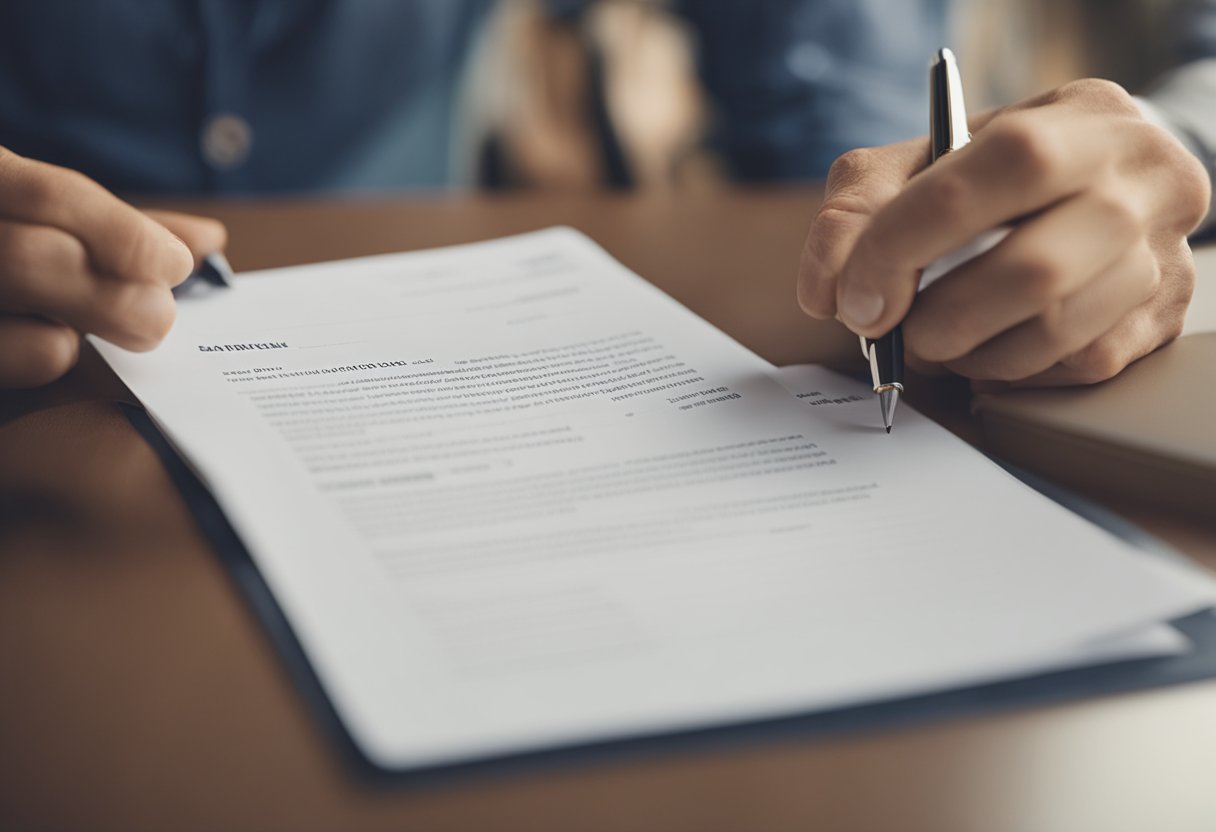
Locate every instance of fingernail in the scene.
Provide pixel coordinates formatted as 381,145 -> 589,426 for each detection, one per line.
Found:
839,283 -> 885,329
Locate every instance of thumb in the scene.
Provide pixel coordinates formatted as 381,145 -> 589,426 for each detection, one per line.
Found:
798,138 -> 927,319
142,209 -> 228,271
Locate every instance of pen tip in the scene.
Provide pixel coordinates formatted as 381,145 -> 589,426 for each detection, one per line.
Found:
878,386 -> 900,435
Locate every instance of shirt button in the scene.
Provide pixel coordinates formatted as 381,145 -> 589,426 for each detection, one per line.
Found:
201,113 -> 253,170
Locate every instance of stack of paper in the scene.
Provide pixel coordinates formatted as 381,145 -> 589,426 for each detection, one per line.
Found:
93,229 -> 1216,771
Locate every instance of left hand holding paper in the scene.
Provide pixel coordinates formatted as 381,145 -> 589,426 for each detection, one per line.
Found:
0,147 -> 227,388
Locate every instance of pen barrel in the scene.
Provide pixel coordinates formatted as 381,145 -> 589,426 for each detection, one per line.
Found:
865,329 -> 904,392
930,60 -> 952,160
929,48 -> 969,162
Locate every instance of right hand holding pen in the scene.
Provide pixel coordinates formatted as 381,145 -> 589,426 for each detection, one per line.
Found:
798,79 -> 1211,388
0,146 -> 226,388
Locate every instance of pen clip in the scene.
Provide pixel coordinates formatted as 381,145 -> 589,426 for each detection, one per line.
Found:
930,48 -> 971,161
861,335 -> 881,392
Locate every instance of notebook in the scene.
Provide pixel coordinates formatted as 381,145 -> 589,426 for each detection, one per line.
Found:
973,245 -> 1216,515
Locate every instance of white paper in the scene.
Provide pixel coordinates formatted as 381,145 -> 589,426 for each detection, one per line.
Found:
771,363 -> 1201,665
93,228 -> 1213,769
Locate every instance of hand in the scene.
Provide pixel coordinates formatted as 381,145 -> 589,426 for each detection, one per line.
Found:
0,147 -> 227,388
798,79 -> 1212,388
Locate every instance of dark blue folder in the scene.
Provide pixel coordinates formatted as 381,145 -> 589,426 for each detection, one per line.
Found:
122,403 -> 1216,786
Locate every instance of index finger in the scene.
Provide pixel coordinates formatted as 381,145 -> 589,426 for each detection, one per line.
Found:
0,149 -> 192,286
797,138 -> 927,319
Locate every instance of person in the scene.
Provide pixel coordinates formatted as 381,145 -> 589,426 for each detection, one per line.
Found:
0,1 -> 1212,390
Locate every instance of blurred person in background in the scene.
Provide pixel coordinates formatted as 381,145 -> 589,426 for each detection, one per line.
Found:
0,0 -> 1212,389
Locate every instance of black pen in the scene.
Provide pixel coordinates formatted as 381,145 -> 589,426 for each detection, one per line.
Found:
862,47 -> 971,433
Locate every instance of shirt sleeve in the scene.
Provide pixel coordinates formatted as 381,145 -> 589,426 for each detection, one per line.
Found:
1141,1 -> 1216,234
674,0 -> 948,182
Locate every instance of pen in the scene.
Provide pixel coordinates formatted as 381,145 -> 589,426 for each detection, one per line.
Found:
862,47 -> 971,433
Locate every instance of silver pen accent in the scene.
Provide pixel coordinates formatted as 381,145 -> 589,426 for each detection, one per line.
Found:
859,47 -> 970,434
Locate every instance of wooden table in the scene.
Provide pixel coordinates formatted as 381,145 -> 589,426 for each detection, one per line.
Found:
2,189 -> 1214,832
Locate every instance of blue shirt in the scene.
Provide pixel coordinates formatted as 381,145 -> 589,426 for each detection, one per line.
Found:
0,0 -> 948,195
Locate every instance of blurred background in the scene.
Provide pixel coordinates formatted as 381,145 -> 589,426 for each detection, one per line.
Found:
473,0 -> 1189,192
1,0 -> 1200,198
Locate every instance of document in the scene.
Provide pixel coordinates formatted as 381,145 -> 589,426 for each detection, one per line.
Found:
769,363 -> 1199,662
93,228 -> 1214,769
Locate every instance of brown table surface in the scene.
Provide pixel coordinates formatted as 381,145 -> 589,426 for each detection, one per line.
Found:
2,188 -> 1215,832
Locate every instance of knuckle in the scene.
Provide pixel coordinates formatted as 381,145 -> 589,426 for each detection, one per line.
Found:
826,147 -> 878,189
809,203 -> 868,254
815,194 -> 870,224
1066,340 -> 1127,384
986,118 -> 1061,183
921,171 -> 972,225
1016,253 -> 1068,305
1059,78 -> 1138,115
1091,190 -> 1142,237
1172,155 -> 1213,232
812,202 -> 868,241
1165,249 -> 1196,305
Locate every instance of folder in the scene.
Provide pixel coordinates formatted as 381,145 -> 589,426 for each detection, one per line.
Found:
122,402 -> 1216,782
